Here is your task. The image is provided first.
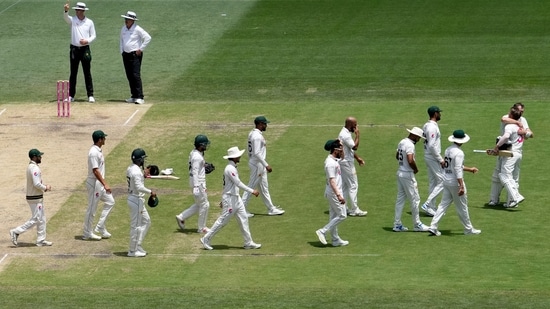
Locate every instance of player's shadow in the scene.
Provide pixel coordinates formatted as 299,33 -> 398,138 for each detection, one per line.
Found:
482,202 -> 522,212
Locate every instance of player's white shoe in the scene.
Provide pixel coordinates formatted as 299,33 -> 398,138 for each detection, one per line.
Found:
88,96 -> 95,103
176,215 -> 185,230
94,227 -> 112,239
268,207 -> 285,216
36,240 -> 53,247
9,229 -> 18,246
315,229 -> 327,245
332,239 -> 349,247
246,212 -> 255,218
135,98 -> 144,104
348,209 -> 367,217
487,200 -> 499,206
413,223 -> 430,232
244,242 -> 262,249
128,250 -> 146,257
421,203 -> 436,216
125,98 -> 135,103
464,228 -> 481,235
82,233 -> 102,241
392,224 -> 409,232
200,237 -> 213,250
428,228 -> 441,236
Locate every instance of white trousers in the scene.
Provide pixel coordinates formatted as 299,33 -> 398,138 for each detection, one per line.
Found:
394,171 -> 421,226
204,194 -> 254,246
490,153 -> 523,203
83,180 -> 115,236
340,160 -> 360,213
423,158 -> 444,209
318,192 -> 347,242
127,195 -> 150,252
178,186 -> 210,231
430,183 -> 474,231
13,199 -> 47,244
242,162 -> 275,211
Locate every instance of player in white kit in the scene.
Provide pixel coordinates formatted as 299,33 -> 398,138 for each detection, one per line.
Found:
83,130 -> 115,241
428,130 -> 480,236
242,116 -> 284,216
126,148 -> 156,257
338,117 -> 367,217
200,147 -> 261,250
176,135 -> 211,233
489,103 -> 532,207
421,106 -> 444,217
490,108 -> 525,208
393,127 -> 429,232
315,139 -> 350,246
10,149 -> 53,247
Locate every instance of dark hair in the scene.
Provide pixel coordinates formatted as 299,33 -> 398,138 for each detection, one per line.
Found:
147,165 -> 159,176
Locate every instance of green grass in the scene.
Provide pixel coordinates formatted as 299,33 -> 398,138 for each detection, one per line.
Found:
1,0 -> 550,308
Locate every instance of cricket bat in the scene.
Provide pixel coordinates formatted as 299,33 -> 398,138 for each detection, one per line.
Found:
473,149 -> 513,157
147,175 -> 180,180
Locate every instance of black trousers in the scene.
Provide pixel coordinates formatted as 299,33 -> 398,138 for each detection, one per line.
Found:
69,45 -> 94,97
122,51 -> 144,99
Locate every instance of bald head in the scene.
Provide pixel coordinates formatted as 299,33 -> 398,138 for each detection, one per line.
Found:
344,117 -> 357,132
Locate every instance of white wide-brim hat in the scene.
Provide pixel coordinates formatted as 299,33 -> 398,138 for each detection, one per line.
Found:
407,127 -> 425,139
448,129 -> 470,144
121,11 -> 138,20
223,146 -> 245,159
72,2 -> 89,10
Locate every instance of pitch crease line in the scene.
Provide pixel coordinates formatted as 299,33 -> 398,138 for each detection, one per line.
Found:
124,110 -> 140,126
0,254 -> 8,265
0,108 -> 6,117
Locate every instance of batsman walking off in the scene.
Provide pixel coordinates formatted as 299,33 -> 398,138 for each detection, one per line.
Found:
82,130 -> 115,241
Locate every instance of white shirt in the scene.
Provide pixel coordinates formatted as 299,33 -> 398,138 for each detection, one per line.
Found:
338,127 -> 355,163
188,149 -> 206,188
27,161 -> 47,198
324,155 -> 342,196
423,120 -> 443,162
396,138 -> 417,172
500,123 -> 523,153
247,129 -> 268,167
120,23 -> 151,53
64,13 -> 96,47
87,145 -> 105,181
127,164 -> 151,197
222,161 -> 254,197
442,144 -> 464,186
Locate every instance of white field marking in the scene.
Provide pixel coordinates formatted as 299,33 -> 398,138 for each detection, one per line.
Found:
0,0 -> 22,16
1,253 -> 380,258
0,108 -> 6,116
124,109 -> 140,126
0,254 -> 8,265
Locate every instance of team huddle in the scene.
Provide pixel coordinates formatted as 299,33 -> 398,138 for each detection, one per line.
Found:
8,104 -> 532,255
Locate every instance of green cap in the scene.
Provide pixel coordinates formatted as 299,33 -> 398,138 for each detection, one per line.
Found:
92,130 -> 107,140
427,106 -> 442,116
254,116 -> 270,124
29,148 -> 44,158
324,139 -> 339,151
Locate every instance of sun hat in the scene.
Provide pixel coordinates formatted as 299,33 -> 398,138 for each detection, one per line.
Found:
72,2 -> 89,10
121,11 -> 138,20
223,146 -> 245,159
406,127 -> 425,139
448,129 -> 470,144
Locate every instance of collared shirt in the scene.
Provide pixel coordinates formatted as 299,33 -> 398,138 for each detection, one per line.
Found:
127,164 -> 151,197
338,127 -> 355,163
120,23 -> 151,53
27,161 -> 47,198
423,120 -> 443,162
324,155 -> 342,196
87,145 -> 105,181
443,144 -> 465,185
396,138 -> 417,173
222,161 -> 254,196
188,149 -> 206,188
247,128 -> 268,167
64,13 -> 96,47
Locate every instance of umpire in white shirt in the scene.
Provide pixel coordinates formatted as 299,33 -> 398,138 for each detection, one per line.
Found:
120,11 -> 151,104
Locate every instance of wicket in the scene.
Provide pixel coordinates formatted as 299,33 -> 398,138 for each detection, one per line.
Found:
56,80 -> 70,117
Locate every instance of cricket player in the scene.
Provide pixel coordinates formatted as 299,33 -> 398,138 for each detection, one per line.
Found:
338,117 -> 367,217
490,108 -> 525,208
200,146 -> 261,250
421,106 -> 444,217
176,135 -> 211,233
9,149 -> 53,247
315,139 -> 350,247
82,130 -> 115,241
393,127 -> 429,232
241,116 -> 284,216
126,148 -> 155,257
428,130 -> 480,236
